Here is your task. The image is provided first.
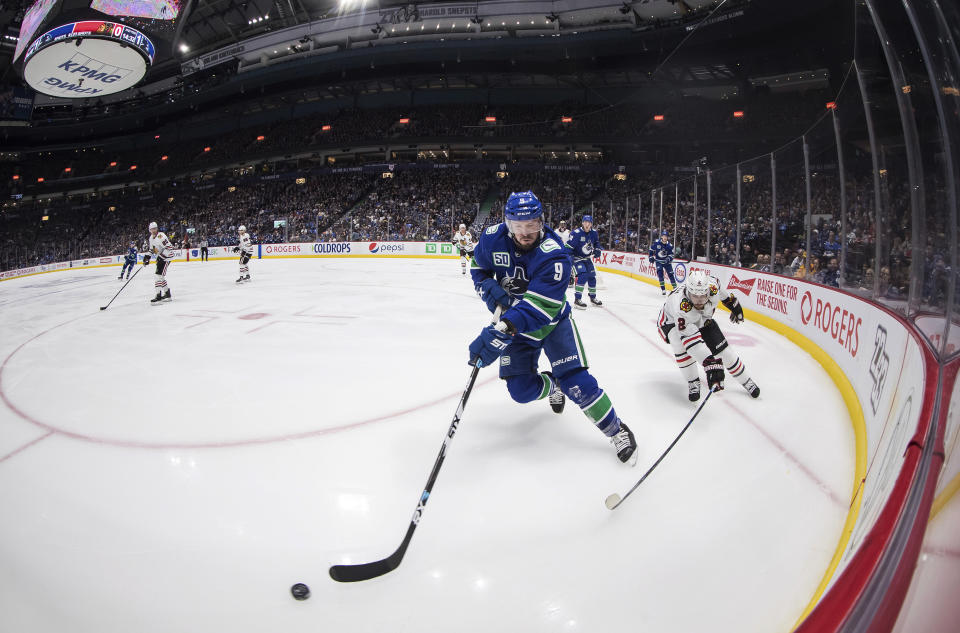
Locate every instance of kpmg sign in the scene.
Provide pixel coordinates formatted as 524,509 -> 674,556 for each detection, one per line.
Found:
22,20 -> 155,98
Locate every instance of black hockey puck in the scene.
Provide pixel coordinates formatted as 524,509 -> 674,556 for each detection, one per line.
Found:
291,583 -> 310,601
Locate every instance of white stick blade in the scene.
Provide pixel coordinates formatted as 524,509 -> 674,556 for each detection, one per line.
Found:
604,494 -> 621,510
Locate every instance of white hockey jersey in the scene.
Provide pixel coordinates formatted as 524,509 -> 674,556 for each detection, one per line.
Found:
149,232 -> 176,260
658,274 -> 731,333
238,233 -> 253,254
453,230 -> 474,251
555,228 -> 571,244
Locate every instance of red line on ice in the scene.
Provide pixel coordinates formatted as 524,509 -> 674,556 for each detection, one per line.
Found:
0,313 -> 496,450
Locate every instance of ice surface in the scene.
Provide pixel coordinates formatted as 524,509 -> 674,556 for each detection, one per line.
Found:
0,258 -> 854,633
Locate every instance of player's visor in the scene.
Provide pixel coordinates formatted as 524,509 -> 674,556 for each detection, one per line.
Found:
507,218 -> 543,235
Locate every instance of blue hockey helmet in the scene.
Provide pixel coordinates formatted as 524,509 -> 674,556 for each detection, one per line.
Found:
504,191 -> 544,249
659,230 -> 669,239
582,215 -> 594,225
505,191 -> 543,221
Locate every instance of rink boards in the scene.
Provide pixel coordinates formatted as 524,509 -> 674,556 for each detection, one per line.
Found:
0,240 -> 460,282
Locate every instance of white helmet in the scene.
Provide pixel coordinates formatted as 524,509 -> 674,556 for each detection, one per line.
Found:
149,221 -> 158,231
459,223 -> 466,230
685,270 -> 712,297
238,225 -> 246,232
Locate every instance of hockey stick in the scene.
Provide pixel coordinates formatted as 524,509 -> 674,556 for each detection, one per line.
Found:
329,306 -> 503,583
99,264 -> 145,311
605,386 -> 716,510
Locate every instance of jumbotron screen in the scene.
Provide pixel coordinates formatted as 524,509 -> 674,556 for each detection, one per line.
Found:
89,0 -> 183,20
14,0 -> 61,62
90,0 -> 185,37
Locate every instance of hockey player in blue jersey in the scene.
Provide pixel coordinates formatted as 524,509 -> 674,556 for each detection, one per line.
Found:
649,231 -> 677,295
467,191 -> 637,465
565,215 -> 603,309
119,241 -> 137,280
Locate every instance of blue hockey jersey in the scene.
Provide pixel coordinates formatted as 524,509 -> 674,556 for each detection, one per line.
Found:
470,223 -> 572,340
124,246 -> 138,264
566,227 -> 601,261
649,240 -> 674,265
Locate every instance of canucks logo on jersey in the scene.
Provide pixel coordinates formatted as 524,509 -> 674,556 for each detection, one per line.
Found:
500,265 -> 530,297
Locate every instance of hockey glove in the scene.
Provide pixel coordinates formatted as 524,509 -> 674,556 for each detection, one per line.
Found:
722,296 -> 745,324
704,356 -> 725,391
468,320 -> 515,368
143,254 -> 151,265
477,277 -> 513,313
232,246 -> 240,253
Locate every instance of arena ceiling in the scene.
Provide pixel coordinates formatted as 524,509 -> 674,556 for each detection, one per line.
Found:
0,0 -> 846,139
1,1 -> 816,90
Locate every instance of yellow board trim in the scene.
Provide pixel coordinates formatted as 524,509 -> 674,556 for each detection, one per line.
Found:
257,254 -> 460,260
598,265 -> 868,630
0,254 -> 462,282
930,470 -> 960,520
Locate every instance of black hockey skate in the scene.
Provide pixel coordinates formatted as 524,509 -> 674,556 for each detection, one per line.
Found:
243,275 -> 251,282
743,379 -> 760,398
150,293 -> 163,305
688,378 -> 702,402
573,298 -> 587,309
543,371 -> 565,414
236,276 -> 245,284
161,289 -> 172,302
589,296 -> 603,307
610,420 -> 638,465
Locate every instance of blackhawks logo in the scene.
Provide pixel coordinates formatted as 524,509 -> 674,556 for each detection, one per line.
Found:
680,297 -> 693,312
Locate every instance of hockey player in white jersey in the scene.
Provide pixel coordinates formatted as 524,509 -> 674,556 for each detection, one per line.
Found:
233,225 -> 253,283
452,223 -> 475,275
554,220 -> 574,286
145,221 -> 174,304
656,270 -> 759,401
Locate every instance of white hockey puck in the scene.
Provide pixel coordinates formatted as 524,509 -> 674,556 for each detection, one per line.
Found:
604,494 -> 621,510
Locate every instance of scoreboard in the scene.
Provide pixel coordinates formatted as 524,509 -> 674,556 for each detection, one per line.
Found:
15,0 -> 192,98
